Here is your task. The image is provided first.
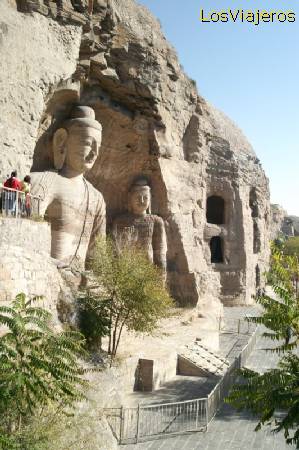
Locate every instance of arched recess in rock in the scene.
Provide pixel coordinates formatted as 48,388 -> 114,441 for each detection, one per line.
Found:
81,97 -> 168,221
30,84 -> 200,306
210,236 -> 224,264
31,82 -> 80,172
183,114 -> 203,163
206,195 -> 225,225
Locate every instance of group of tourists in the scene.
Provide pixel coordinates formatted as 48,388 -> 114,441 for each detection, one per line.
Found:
1,171 -> 32,217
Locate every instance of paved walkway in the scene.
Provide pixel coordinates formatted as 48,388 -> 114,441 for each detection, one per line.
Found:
122,328 -> 295,449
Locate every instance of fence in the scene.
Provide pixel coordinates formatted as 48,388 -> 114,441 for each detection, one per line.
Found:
104,328 -> 258,444
0,186 -> 41,219
105,398 -> 207,445
218,315 -> 257,335
206,324 -> 258,425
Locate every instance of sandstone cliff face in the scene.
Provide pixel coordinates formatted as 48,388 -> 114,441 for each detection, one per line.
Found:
270,205 -> 299,239
270,204 -> 287,240
0,1 -> 81,178
289,216 -> 299,236
0,0 -> 270,310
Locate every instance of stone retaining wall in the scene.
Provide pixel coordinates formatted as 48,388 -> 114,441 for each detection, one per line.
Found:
0,217 -> 61,316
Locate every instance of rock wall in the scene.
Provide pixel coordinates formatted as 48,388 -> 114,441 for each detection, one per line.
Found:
289,216 -> 299,236
0,0 -> 270,312
270,204 -> 287,239
0,218 -> 61,315
0,0 -> 81,179
270,205 -> 299,239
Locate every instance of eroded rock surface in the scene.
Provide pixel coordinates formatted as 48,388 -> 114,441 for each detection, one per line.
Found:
0,0 -> 270,314
270,204 -> 299,239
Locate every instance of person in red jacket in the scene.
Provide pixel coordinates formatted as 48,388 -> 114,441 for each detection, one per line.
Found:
3,171 -> 22,216
4,171 -> 21,190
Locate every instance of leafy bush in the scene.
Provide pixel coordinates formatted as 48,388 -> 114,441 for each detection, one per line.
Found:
77,293 -> 110,351
226,247 -> 299,446
0,293 -> 86,448
284,236 -> 299,258
83,237 -> 173,361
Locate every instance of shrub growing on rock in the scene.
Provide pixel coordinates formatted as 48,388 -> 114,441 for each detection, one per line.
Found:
81,237 -> 173,361
284,236 -> 299,259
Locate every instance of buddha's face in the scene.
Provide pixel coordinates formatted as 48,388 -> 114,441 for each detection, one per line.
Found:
64,125 -> 102,174
129,187 -> 151,216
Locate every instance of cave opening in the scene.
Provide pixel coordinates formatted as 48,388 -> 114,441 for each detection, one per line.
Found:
206,195 -> 225,225
210,236 -> 224,263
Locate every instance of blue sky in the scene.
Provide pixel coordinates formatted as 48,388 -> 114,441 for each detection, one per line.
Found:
138,0 -> 299,216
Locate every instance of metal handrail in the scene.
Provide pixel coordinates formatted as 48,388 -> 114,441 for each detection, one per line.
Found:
104,327 -> 259,444
0,186 -> 41,218
140,396 -> 207,409
0,185 -> 40,200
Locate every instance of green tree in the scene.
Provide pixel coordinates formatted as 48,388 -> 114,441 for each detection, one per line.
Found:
77,293 -> 110,351
0,293 -> 86,449
81,237 -> 173,361
269,243 -> 299,306
226,247 -> 299,446
284,236 -> 299,259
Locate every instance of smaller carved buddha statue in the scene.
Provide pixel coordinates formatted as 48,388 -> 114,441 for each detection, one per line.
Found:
112,178 -> 167,280
30,106 -> 106,268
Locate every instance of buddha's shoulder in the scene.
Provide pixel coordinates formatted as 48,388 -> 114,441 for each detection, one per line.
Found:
30,170 -> 58,197
85,179 -> 105,204
30,170 -> 58,183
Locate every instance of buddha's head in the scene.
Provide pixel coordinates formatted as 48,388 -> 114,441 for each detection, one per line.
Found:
128,178 -> 151,216
52,106 -> 102,175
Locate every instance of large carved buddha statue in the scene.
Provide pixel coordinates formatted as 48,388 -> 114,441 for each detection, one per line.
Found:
112,178 -> 167,281
30,106 -> 106,268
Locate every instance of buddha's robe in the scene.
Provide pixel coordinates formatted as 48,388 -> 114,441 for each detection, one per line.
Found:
112,212 -> 167,277
31,170 -> 106,267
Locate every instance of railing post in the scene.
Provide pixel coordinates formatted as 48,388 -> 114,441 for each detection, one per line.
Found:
195,399 -> 199,429
136,404 -> 141,444
237,319 -> 241,334
205,398 -> 209,431
119,406 -> 124,444
15,190 -> 19,218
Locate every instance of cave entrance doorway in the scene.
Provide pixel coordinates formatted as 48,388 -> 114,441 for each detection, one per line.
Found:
210,236 -> 224,263
206,196 -> 225,225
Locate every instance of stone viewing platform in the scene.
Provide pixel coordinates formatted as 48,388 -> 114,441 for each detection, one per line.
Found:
124,306 -> 258,407
122,325 -> 294,450
103,307 -> 259,445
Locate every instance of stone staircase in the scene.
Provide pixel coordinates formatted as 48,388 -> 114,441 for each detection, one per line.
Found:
178,341 -> 230,377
